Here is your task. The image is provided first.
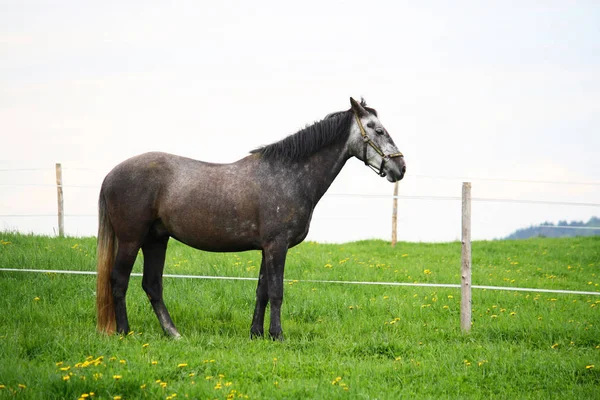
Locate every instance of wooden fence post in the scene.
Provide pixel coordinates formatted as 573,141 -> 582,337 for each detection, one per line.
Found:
461,182 -> 472,332
391,181 -> 399,247
56,163 -> 64,237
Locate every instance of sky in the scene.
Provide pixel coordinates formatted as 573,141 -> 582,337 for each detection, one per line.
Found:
1,1 -> 599,243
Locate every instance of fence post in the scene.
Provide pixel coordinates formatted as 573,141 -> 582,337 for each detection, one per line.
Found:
391,181 -> 399,247
461,182 -> 472,332
55,163 -> 64,237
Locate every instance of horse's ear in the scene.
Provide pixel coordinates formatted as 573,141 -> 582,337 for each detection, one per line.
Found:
350,97 -> 368,117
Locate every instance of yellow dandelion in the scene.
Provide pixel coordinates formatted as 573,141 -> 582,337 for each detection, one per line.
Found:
113,375 -> 122,380
177,363 -> 188,368
119,359 -> 126,364
551,343 -> 559,349
225,382 -> 233,387
423,269 -> 432,275
18,384 -> 26,389
63,375 -> 70,381
33,297 -> 40,301
114,396 -> 122,400
142,343 -> 149,348
160,382 -> 167,388
586,365 -> 594,369
205,376 -> 213,380
151,360 -> 158,365
214,382 -> 222,390
140,384 -> 147,389
0,385 -> 5,389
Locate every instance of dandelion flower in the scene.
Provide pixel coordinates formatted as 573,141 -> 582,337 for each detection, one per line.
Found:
63,375 -> 70,381
113,375 -> 122,380
586,365 -> 594,369
18,384 -> 26,389
177,363 -> 188,368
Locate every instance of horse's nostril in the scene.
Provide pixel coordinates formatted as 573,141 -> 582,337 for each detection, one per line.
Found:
402,166 -> 407,174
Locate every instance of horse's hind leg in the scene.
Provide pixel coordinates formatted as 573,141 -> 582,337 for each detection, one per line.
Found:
141,235 -> 181,338
250,256 -> 268,338
111,241 -> 141,335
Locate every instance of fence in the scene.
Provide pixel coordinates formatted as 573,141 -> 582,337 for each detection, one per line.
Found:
2,164 -> 600,240
1,163 -> 600,332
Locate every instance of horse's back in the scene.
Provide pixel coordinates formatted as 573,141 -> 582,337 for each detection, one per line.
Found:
101,152 -> 262,250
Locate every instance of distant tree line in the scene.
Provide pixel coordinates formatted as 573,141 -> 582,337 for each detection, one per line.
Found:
506,217 -> 600,239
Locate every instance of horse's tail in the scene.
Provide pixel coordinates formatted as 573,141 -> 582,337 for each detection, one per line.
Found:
96,190 -> 116,334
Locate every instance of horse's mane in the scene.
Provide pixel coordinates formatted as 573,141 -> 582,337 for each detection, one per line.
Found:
251,99 -> 377,161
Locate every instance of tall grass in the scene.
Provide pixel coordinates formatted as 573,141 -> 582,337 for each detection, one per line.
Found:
0,233 -> 598,399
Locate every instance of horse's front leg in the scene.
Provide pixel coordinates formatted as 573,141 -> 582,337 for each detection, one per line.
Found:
250,256 -> 268,338
264,241 -> 288,340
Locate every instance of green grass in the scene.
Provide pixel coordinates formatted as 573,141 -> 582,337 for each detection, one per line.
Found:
0,233 -> 598,399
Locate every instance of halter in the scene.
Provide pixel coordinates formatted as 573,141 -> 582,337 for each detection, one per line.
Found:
354,112 -> 404,177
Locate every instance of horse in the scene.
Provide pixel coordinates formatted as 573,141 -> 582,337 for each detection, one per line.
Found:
96,97 -> 406,339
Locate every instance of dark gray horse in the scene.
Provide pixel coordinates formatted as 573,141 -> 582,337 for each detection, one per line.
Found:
96,98 -> 406,339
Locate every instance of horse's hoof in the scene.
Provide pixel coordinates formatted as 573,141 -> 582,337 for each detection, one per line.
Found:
269,332 -> 284,342
250,329 -> 264,339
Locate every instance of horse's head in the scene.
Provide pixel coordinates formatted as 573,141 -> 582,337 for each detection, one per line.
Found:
347,97 -> 406,182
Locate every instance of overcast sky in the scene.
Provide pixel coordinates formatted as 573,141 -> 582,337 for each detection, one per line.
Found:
1,1 -> 599,243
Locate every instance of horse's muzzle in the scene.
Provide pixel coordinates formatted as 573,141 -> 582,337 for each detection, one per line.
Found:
386,158 -> 406,182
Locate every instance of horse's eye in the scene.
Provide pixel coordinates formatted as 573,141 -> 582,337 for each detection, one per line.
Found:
375,128 -> 384,135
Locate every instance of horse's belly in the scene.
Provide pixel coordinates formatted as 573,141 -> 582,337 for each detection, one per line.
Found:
165,215 -> 261,252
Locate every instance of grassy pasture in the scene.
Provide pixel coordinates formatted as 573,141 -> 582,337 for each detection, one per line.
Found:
0,233 -> 598,399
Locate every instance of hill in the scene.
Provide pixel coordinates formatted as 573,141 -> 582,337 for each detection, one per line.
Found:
506,216 -> 600,239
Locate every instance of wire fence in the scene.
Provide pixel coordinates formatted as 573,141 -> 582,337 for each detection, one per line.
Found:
1,268 -> 598,297
1,165 -> 600,238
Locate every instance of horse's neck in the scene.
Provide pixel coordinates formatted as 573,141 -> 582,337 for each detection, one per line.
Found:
292,140 -> 350,204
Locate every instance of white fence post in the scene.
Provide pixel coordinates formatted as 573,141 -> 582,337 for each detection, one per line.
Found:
56,163 -> 64,237
391,181 -> 399,247
461,182 -> 472,332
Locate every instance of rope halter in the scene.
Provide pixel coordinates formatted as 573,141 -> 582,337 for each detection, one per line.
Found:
354,112 -> 404,177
